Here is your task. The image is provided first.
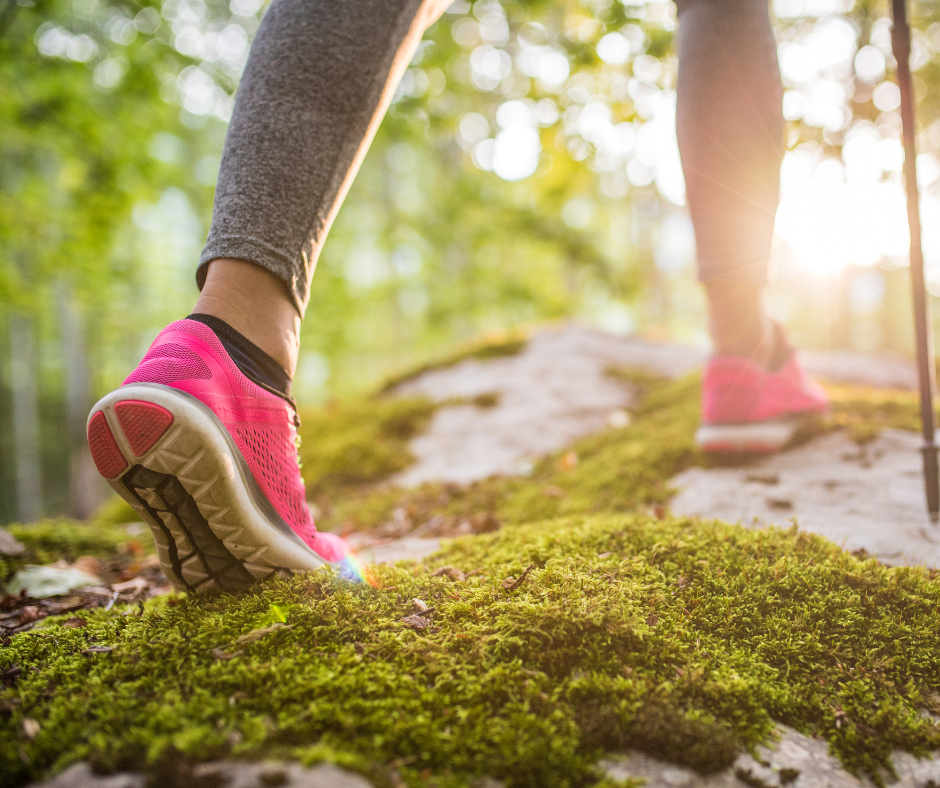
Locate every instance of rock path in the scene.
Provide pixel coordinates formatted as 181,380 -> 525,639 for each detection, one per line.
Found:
31,727 -> 940,788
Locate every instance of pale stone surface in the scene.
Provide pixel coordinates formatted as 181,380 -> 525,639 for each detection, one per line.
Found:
390,323 -> 921,488
391,324 -> 685,486
353,535 -> 442,565
0,527 -> 25,556
603,726 -> 940,788
669,428 -> 940,568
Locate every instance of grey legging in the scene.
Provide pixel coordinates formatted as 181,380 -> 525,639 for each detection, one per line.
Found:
199,0 -> 784,315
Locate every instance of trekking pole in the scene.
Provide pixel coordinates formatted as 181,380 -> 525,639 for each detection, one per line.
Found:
891,0 -> 940,522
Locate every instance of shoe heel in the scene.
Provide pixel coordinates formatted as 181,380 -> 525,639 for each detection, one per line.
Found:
113,400 -> 174,457
87,411 -> 129,479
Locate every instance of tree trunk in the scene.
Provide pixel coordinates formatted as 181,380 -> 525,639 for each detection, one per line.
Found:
9,313 -> 42,523
57,283 -> 103,519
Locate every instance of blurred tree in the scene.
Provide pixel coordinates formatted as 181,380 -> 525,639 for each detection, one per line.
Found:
7,0 -> 940,519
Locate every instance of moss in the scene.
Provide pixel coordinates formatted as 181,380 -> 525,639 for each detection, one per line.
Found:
1,515 -> 938,787
304,372 -> 701,535
305,367 -> 936,536
92,496 -> 144,529
4,336 -> 938,786
377,331 -> 528,393
826,385 -> 930,444
298,396 -> 438,501
0,518 -> 151,585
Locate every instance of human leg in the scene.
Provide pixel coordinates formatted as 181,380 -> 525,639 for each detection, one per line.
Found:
675,0 -> 783,368
675,0 -> 828,450
194,0 -> 452,376
88,0 -> 450,590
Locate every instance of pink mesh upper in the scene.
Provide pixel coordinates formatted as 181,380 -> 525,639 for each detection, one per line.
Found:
701,352 -> 829,425
122,319 -> 348,562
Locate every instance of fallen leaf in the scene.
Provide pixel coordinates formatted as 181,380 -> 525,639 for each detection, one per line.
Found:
22,718 -> 40,739
18,606 -> 41,625
82,646 -> 113,655
211,648 -> 239,660
470,512 -> 500,533
62,617 -> 87,629
71,556 -> 100,578
502,564 -> 535,592
401,613 -> 430,630
431,566 -> 465,582
646,614 -> 659,627
411,598 -> 428,611
6,565 -> 101,598
111,577 -> 151,594
234,622 -> 293,646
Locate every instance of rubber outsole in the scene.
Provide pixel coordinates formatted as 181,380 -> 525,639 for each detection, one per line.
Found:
87,383 -> 329,594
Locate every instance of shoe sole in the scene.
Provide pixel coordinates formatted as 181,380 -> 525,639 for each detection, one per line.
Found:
87,383 -> 328,594
695,412 -> 824,454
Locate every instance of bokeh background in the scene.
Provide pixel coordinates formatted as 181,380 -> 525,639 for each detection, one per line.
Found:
3,0 -> 940,522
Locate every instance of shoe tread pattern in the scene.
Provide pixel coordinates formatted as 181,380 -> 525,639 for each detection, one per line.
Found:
121,464 -> 280,594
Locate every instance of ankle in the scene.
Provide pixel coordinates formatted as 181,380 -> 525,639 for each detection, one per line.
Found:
193,259 -> 301,377
704,282 -> 775,369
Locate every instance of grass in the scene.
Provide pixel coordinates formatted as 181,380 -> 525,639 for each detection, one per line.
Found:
2,338 -> 938,787
1,516 -> 938,787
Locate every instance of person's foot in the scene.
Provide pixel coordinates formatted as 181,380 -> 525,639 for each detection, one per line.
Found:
86,319 -> 356,593
695,328 -> 829,453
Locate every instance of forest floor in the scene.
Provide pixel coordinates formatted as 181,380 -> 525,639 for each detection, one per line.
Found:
1,322 -> 939,788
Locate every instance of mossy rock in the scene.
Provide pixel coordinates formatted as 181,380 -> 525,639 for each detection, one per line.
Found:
1,515 -> 938,787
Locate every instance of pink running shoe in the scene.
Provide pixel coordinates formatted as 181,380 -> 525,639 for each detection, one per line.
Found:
86,319 -> 354,593
696,334 -> 829,454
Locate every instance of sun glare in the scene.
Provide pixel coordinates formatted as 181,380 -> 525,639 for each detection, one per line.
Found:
774,129 -> 940,284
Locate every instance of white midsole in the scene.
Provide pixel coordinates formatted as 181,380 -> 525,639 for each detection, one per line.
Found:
89,383 -> 327,590
695,419 -> 799,451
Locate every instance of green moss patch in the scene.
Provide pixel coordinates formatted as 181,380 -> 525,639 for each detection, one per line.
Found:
4,339 -> 938,787
826,385 -> 929,444
301,367 -> 934,538
0,518 -> 150,585
300,372 -> 701,535
2,515 -> 938,787
298,396 -> 438,503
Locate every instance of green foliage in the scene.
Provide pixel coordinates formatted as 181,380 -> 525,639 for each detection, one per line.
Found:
1,516 -> 939,786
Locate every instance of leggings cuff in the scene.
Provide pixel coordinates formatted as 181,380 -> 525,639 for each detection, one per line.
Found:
198,236 -> 308,317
